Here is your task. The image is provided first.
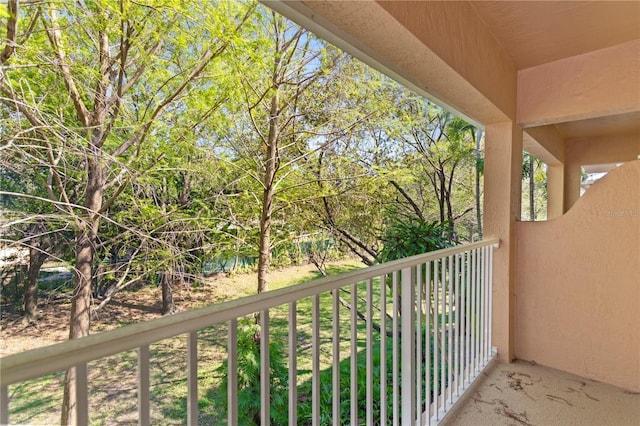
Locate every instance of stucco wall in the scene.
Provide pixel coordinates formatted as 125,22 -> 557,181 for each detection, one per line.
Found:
515,160 -> 640,391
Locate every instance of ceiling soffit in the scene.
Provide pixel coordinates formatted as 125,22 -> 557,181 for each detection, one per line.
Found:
469,1 -> 640,70
555,111 -> 640,140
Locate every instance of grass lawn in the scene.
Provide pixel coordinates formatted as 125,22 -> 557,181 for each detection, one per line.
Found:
4,258 -> 393,425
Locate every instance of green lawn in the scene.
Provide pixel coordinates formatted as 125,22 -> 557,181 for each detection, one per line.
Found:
6,259 -> 460,425
7,259 -> 391,425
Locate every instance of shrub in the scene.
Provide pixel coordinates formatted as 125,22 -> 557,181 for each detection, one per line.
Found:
377,219 -> 453,263
215,321 -> 289,425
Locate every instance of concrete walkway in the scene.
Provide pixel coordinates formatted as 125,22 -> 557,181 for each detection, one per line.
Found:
442,360 -> 640,426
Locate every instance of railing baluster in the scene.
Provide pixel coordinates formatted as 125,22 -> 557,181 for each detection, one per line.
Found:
260,310 -> 270,426
433,259 -> 439,420
485,246 -> 491,362
489,245 -> 495,357
138,345 -> 150,426
464,252 -> 473,385
483,247 -> 487,360
478,248 -> 482,366
228,320 -> 238,426
350,283 -> 358,426
454,253 -> 460,398
366,278 -> 374,426
401,267 -> 416,424
475,247 -> 481,374
471,248 -> 477,376
426,261 -> 431,424
380,274 -> 388,426
332,290 -> 340,426
312,295 -> 320,426
472,249 -> 476,371
447,255 -> 453,407
75,363 -> 89,426
477,248 -> 482,370
460,253 -> 467,387
1,385 -> 8,425
288,303 -> 297,426
187,331 -> 198,426
480,248 -> 485,370
392,271 -> 399,426
416,264 -> 423,426
440,258 -> 446,412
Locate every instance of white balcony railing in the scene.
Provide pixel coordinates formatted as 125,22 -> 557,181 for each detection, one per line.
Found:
0,238 -> 498,425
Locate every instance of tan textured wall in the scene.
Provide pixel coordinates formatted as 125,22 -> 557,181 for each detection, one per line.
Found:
515,160 -> 640,391
485,122 -> 523,361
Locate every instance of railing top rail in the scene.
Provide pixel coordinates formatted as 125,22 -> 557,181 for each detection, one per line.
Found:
0,238 -> 499,386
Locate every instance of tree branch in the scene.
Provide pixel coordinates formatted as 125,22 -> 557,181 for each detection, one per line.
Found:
42,6 -> 90,126
0,0 -> 18,65
389,179 -> 424,221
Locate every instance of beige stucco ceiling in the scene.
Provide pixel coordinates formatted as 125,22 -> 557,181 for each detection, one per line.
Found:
554,111 -> 640,140
469,1 -> 640,160
470,1 -> 640,70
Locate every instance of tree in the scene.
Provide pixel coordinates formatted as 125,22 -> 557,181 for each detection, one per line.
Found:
522,152 -> 546,221
0,157 -> 72,324
391,97 -> 477,241
524,153 -> 536,220
300,64 -> 403,265
310,141 -> 387,266
475,128 -> 484,239
221,10 -> 348,293
23,223 -> 50,324
1,1 -> 254,422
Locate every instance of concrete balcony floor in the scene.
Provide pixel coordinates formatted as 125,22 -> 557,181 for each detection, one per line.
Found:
442,360 -> 640,426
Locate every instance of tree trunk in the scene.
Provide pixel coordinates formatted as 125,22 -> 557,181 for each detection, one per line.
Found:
257,90 -> 280,294
529,154 -> 536,220
61,156 -> 103,425
438,170 -> 446,224
162,271 -> 176,315
475,129 -> 483,240
445,162 -> 460,242
61,226 -> 95,425
445,192 -> 455,241
23,246 -> 47,324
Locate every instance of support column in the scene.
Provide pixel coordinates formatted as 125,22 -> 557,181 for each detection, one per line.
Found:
546,164 -> 565,219
484,121 -> 522,362
563,161 -> 582,213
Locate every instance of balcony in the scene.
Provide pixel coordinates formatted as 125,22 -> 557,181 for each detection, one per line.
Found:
2,239 -> 498,425
1,2 -> 638,424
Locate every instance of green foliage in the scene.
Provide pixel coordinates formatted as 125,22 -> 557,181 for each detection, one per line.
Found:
294,325 -> 453,424
296,337 -> 391,425
377,219 -> 453,263
1,0 -> 482,301
215,321 -> 289,425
